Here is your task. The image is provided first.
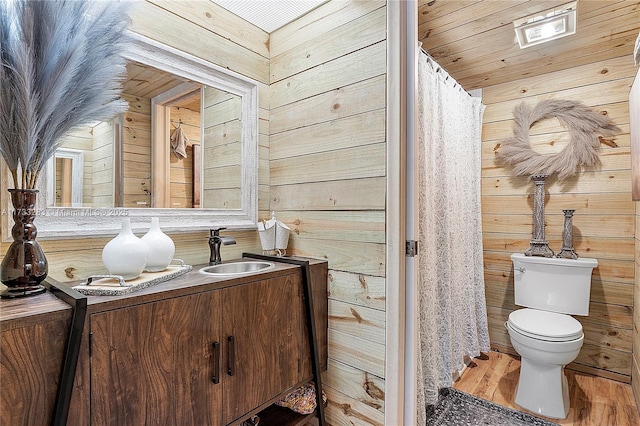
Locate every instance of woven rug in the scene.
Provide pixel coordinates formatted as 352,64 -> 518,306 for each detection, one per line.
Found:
426,388 -> 560,426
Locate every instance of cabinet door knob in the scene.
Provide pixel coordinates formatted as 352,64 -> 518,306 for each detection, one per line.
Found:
227,335 -> 235,376
212,341 -> 220,384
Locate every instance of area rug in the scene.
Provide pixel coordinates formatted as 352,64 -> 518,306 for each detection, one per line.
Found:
426,388 -> 560,426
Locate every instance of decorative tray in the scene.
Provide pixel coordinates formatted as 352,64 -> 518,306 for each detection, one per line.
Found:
72,260 -> 192,296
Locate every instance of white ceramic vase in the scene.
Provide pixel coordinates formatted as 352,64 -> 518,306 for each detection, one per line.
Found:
142,217 -> 175,272
102,217 -> 149,280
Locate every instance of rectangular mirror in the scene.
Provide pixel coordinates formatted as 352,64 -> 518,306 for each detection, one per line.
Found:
2,33 -> 259,239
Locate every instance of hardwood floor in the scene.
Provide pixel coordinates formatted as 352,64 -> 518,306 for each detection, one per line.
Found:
453,351 -> 639,426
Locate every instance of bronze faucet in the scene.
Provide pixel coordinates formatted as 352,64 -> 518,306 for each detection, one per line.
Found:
209,228 -> 236,265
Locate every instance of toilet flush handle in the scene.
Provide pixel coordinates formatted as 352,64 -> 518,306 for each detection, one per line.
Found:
517,267 -> 526,273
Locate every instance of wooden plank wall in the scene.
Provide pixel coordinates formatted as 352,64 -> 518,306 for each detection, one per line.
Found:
91,121 -> 114,207
56,127 -> 94,206
0,1 -> 268,281
201,87 -> 242,209
269,1 -> 387,424
169,106 -> 200,208
634,201 -> 640,408
632,68 -> 640,411
482,56 -> 636,382
0,2 -> 395,424
121,93 -> 152,208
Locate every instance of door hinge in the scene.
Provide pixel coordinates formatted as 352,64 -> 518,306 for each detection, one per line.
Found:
89,332 -> 93,358
405,240 -> 418,257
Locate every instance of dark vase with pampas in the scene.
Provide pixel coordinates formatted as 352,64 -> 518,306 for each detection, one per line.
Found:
0,0 -> 130,298
0,189 -> 48,297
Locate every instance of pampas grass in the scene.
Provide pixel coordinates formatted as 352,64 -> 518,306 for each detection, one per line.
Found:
496,100 -> 621,181
0,0 -> 130,189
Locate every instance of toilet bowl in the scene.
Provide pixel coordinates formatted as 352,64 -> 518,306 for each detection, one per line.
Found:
507,253 -> 597,419
506,308 -> 584,418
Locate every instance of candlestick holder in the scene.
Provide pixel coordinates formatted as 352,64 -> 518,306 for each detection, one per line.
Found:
556,209 -> 578,259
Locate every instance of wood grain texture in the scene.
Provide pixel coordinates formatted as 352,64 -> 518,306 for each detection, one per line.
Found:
122,93 -> 152,207
322,359 -> 385,413
323,385 -> 384,426
482,54 -> 636,381
634,75 -> 640,415
0,291 -> 71,326
90,291 -> 221,425
454,351 -> 640,426
1,311 -> 72,425
222,277 -> 302,424
270,6 -> 386,83
129,1 -> 269,84
328,270 -> 386,311
65,262 -> 327,425
418,0 -> 639,89
269,3 -> 388,423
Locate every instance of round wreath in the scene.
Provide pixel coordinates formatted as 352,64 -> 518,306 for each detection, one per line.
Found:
496,99 -> 620,180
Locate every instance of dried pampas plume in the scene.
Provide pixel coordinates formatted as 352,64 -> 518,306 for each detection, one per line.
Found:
0,0 -> 130,189
495,100 -> 621,181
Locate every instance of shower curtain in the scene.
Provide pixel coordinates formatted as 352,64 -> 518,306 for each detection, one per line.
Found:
416,51 -> 490,425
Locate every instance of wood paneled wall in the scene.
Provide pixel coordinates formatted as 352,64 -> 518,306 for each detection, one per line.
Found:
634,200 -> 640,407
90,121 -> 114,207
482,56 -> 636,382
269,1 -> 387,424
121,93 -> 152,208
201,87 -> 242,209
169,106 -> 200,208
0,0 -> 268,281
632,68 -> 640,411
56,126 -> 95,206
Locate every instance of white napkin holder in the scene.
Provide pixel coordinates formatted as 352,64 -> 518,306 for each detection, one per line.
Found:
258,212 -> 290,255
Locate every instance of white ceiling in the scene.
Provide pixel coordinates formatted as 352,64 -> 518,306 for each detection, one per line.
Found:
212,0 -> 327,33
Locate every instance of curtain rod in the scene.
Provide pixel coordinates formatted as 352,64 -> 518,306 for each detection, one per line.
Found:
419,46 -> 471,96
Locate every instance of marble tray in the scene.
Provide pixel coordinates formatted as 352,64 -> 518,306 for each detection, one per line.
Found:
72,262 -> 192,296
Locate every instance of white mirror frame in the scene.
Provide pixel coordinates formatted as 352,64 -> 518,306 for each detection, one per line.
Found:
1,32 -> 258,240
46,148 -> 84,208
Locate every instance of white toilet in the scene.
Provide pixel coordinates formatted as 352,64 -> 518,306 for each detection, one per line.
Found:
506,253 -> 597,419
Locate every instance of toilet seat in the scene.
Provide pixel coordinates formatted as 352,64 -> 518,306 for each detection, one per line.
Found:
508,308 -> 583,342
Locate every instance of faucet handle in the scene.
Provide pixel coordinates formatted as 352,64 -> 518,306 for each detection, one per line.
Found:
211,227 -> 227,237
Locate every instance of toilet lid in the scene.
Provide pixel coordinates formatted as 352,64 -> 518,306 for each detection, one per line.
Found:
508,308 -> 583,342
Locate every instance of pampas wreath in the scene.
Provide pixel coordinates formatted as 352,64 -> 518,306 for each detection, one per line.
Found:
496,100 -> 621,180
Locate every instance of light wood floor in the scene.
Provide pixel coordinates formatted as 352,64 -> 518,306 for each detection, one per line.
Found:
453,351 -> 639,426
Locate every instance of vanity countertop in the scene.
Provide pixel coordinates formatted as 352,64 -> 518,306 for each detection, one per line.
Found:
0,289 -> 71,328
1,256 -> 328,318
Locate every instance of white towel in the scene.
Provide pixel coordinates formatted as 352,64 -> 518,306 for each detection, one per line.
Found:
170,126 -> 188,159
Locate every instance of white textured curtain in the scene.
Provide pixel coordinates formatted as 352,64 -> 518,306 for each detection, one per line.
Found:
416,51 -> 490,425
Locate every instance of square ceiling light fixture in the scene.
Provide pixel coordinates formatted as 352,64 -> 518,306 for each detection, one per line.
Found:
514,1 -> 577,49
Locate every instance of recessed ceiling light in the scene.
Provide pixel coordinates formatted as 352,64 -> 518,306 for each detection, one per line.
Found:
514,1 -> 577,49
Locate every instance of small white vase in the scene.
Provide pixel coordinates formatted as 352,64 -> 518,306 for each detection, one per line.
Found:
142,217 -> 175,272
102,217 -> 149,280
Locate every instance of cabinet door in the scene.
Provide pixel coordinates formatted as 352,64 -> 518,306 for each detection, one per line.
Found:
222,275 -> 303,424
1,317 -> 71,426
90,291 -> 222,425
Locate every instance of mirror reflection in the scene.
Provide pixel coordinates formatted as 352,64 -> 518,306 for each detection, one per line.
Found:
29,34 -> 258,238
47,61 -> 242,210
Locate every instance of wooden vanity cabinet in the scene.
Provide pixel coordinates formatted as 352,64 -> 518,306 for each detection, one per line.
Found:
0,259 -> 327,425
86,270 -> 308,425
221,276 -> 303,423
89,290 -> 222,425
0,292 -> 73,426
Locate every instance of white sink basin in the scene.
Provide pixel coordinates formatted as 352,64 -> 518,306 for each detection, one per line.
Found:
199,261 -> 275,276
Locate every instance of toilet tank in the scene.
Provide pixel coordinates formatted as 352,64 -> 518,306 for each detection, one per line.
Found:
511,253 -> 598,316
